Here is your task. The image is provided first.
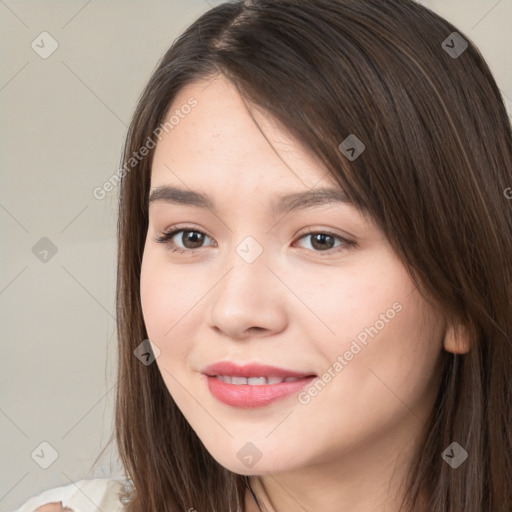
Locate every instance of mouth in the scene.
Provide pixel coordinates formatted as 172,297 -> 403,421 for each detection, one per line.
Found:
201,361 -> 317,408
212,375 -> 306,385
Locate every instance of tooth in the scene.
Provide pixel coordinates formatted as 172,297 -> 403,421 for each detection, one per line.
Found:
247,377 -> 267,385
214,375 -> 303,385
231,376 -> 248,385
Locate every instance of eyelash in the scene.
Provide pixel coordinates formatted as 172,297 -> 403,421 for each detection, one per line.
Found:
154,225 -> 356,256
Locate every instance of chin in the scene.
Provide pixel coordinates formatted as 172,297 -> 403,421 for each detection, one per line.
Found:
204,443 -> 298,476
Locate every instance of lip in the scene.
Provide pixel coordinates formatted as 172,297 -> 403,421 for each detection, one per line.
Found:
202,361 -> 315,379
201,361 -> 317,408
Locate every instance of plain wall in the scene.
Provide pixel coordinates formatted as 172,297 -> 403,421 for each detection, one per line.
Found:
1,1 -> 510,511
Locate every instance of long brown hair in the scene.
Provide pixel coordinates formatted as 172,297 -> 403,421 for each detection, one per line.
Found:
95,0 -> 512,510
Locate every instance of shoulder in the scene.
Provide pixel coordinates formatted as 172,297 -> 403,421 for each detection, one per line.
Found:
11,477 -> 129,512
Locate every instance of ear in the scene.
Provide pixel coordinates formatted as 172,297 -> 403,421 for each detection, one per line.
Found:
443,322 -> 471,354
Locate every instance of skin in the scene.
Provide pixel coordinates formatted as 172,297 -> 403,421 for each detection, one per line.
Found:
34,503 -> 73,512
140,74 -> 469,512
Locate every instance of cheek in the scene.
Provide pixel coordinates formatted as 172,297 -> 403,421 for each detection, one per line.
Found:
140,249 -> 183,348
139,249 -> 213,420
139,247 -> 209,367
140,248 -> 186,333
336,293 -> 442,428
312,256 -> 443,408
370,289 -> 443,391
302,256 -> 406,357
140,250 -> 164,339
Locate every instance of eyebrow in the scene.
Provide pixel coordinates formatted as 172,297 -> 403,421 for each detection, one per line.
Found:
148,185 -> 353,216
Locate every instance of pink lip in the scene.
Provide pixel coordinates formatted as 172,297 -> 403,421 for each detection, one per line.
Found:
201,361 -> 317,408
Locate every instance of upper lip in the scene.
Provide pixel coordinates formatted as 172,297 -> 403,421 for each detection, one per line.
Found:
202,361 -> 316,378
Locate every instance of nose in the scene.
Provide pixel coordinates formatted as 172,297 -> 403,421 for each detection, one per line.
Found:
207,252 -> 288,340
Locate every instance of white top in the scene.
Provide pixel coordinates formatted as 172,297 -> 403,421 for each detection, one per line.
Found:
11,478 -> 128,512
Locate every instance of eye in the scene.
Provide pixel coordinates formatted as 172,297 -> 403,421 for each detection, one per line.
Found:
294,229 -> 356,255
154,226 -> 214,254
154,226 -> 356,256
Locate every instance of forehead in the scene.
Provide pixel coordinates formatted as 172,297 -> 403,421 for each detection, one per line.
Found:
150,74 -> 339,192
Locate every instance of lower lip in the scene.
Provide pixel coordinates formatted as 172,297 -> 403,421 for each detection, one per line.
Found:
205,375 -> 317,408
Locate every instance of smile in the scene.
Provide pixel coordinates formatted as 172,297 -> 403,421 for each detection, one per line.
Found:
213,375 -> 302,385
201,361 -> 317,408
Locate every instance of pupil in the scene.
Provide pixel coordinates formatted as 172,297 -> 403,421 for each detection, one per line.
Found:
185,231 -> 204,248
312,233 -> 333,250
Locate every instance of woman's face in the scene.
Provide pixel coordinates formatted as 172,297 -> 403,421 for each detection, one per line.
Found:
140,74 -> 447,476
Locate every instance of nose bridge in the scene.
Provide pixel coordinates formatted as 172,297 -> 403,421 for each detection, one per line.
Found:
220,235 -> 271,305
207,235 -> 286,337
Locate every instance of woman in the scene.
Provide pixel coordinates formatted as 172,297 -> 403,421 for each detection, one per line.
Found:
15,0 -> 512,511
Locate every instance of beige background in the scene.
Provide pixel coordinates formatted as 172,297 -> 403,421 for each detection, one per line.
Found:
1,0 -> 511,510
